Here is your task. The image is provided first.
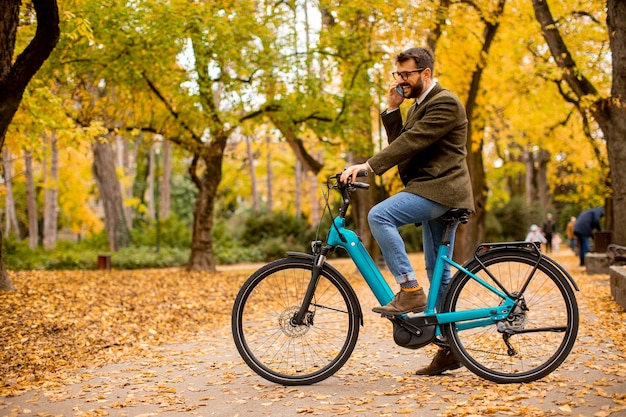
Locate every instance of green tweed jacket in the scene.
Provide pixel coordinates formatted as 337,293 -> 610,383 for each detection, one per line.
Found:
368,83 -> 475,212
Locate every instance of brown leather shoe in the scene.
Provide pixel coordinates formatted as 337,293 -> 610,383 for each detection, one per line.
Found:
372,289 -> 427,315
415,347 -> 462,376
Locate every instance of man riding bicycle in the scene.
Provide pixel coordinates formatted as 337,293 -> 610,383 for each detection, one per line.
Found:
341,47 -> 474,376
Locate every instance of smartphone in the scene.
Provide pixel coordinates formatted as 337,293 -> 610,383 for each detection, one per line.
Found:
395,85 -> 405,98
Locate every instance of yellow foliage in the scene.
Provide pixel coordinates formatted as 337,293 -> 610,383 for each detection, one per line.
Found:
3,0 -> 612,240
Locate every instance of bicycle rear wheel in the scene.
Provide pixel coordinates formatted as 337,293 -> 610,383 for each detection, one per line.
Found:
442,249 -> 578,383
232,257 -> 361,385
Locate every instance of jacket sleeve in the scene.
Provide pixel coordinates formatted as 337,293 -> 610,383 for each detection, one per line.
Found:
380,108 -> 404,144
369,95 -> 462,175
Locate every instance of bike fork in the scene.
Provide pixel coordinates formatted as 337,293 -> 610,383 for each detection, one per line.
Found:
293,247 -> 329,325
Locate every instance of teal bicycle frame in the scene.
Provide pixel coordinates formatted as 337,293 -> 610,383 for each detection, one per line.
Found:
326,216 -> 516,330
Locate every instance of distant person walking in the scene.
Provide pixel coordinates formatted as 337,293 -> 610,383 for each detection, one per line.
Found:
566,216 -> 577,253
574,207 -> 604,266
542,213 -> 556,253
525,224 -> 547,249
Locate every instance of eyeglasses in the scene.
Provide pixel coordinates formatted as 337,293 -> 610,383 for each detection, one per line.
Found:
392,68 -> 425,80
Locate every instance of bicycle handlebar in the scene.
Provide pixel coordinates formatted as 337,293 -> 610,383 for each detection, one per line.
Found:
350,181 -> 370,189
329,170 -> 370,190
327,170 -> 371,219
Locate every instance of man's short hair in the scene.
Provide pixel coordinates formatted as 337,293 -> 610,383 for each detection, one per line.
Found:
396,48 -> 434,73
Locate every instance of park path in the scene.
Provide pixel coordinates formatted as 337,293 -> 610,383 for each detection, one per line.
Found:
1,252 -> 625,417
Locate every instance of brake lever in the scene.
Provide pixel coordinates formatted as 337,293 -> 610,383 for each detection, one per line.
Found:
334,170 -> 370,190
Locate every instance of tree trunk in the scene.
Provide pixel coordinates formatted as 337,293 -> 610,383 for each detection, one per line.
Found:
0,230 -> 15,290
457,137 -> 487,262
427,0 -> 452,55
146,143 -> 156,219
128,137 -> 140,226
295,158 -> 302,217
535,148 -> 551,211
347,152 -> 380,262
188,172 -> 216,270
309,151 -> 324,226
160,139 -> 171,219
24,150 -> 38,250
188,147 -> 226,271
532,0 -> 626,245
43,132 -> 58,249
117,135 -> 134,228
0,0 -> 59,291
147,36 -> 233,272
605,0 -> 626,245
2,148 -> 19,236
131,136 -> 149,218
454,0 -> 506,263
266,135 -> 273,213
92,138 -> 130,251
246,135 -> 259,212
524,147 -> 535,206
0,0 -> 60,146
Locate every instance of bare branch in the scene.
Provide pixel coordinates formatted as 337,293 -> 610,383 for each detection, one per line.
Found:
142,72 -> 202,143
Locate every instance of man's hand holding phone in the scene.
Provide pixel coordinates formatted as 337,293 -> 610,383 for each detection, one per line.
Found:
387,81 -> 405,112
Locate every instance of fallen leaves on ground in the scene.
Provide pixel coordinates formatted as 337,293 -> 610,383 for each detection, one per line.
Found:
0,252 -> 625,417
0,268 -> 245,395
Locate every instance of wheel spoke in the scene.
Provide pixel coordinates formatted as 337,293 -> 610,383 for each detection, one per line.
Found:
443,250 -> 578,384
232,259 -> 360,385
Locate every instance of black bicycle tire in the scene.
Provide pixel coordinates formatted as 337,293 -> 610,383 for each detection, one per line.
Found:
442,249 -> 579,383
231,257 -> 361,385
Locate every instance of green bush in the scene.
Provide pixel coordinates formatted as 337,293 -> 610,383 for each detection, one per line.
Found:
2,238 -> 100,270
112,247 -> 189,269
242,211 -> 309,245
68,231 -> 110,251
238,211 -> 311,261
214,245 -> 264,265
487,196 -> 532,242
130,216 -> 192,248
3,210 -> 325,270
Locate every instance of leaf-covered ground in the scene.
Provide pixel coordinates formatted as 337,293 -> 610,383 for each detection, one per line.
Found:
0,267 -> 245,394
0,252 -> 625,416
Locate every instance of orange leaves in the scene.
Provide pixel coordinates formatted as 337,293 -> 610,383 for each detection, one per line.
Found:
0,268 -> 244,396
0,252 -> 625,417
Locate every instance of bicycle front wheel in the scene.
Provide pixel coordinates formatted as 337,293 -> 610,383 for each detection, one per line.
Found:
442,249 -> 579,383
232,257 -> 361,385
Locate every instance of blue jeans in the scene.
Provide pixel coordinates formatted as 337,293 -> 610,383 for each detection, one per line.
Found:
368,192 -> 457,308
576,233 -> 590,266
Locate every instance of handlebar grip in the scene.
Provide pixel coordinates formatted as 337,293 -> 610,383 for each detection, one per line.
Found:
357,170 -> 369,177
351,182 -> 370,189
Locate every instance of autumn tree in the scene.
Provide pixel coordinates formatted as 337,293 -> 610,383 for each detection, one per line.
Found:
42,2 -> 173,252
416,0 -> 508,262
1,0 -> 616,278
132,1 -> 299,270
465,1 -> 607,231
140,1 -> 375,270
0,0 -> 59,291
306,1 -> 384,257
531,0 -> 625,245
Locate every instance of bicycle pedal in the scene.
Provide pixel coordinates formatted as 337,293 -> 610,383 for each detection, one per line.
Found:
406,311 -> 427,317
378,311 -> 427,319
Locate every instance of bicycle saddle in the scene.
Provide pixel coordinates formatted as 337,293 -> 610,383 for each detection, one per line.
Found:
440,208 -> 471,224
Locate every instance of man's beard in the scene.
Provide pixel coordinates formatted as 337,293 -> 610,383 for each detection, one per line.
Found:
404,79 -> 424,99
